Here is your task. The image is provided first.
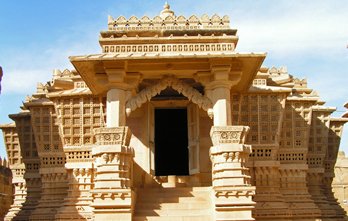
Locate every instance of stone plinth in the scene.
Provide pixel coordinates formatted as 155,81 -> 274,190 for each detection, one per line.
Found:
4,173 -> 26,221
91,127 -> 134,221
307,171 -> 336,220
250,162 -> 290,220
210,126 -> 255,221
30,167 -> 68,221
55,164 -> 94,220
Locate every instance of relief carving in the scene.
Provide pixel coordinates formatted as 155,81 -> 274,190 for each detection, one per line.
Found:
126,76 -> 213,117
94,127 -> 131,146
210,126 -> 249,146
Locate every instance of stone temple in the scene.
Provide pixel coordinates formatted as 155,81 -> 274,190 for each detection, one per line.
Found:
1,3 -> 348,221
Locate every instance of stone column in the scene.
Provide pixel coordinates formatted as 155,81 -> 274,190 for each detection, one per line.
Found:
107,88 -> 126,127
210,126 -> 255,221
91,127 -> 133,221
208,65 -> 256,221
91,83 -> 134,220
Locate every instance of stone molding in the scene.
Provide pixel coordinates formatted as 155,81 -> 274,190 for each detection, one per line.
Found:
102,43 -> 235,55
107,14 -> 230,31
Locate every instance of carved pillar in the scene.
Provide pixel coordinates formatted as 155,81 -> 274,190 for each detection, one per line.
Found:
91,127 -> 134,221
107,88 -> 126,127
210,126 -> 255,221
207,64 -> 256,220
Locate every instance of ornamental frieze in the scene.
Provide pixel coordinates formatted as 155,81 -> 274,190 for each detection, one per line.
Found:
94,127 -> 131,146
210,126 -> 249,146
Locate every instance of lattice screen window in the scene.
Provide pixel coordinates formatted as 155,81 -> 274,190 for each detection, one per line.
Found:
31,106 -> 62,152
15,117 -> 37,160
252,79 -> 267,86
55,96 -> 106,146
30,105 -> 64,167
1,127 -> 22,165
231,94 -> 241,124
280,104 -> 293,149
235,94 -> 283,145
327,122 -> 343,161
309,111 -> 330,155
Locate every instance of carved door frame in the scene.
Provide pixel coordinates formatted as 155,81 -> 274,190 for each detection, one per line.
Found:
147,100 -> 200,176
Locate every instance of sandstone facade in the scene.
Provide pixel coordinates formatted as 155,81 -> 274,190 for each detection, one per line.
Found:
333,151 -> 348,214
0,156 -> 12,220
1,4 -> 348,221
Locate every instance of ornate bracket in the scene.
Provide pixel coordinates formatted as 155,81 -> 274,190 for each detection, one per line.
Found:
125,76 -> 213,117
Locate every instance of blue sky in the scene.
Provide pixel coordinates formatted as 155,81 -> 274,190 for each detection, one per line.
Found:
0,0 -> 348,158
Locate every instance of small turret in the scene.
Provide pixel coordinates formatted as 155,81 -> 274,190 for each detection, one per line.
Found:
160,2 -> 175,19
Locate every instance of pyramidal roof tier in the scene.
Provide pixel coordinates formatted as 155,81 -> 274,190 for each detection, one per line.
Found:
99,3 -> 238,54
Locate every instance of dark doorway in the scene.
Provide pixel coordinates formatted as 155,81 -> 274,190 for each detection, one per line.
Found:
155,108 -> 189,176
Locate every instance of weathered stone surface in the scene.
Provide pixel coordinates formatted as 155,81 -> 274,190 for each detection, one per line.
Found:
1,3 -> 347,221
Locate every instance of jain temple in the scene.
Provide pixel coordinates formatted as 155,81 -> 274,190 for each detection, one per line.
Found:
1,3 -> 348,221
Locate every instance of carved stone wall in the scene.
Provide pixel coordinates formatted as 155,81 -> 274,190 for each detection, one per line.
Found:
25,97 -> 68,221
0,124 -> 26,221
0,158 -> 12,220
333,151 -> 348,214
52,93 -> 105,220
1,4 -> 348,221
9,112 -> 42,220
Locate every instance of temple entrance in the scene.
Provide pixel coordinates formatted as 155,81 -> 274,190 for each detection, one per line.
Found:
154,108 -> 189,176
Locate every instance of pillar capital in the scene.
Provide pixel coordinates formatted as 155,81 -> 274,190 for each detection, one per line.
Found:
105,68 -> 126,83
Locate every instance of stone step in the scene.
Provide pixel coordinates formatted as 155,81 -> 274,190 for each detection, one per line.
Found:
137,195 -> 210,203
133,215 -> 213,221
137,187 -> 211,193
135,208 -> 211,216
135,187 -> 212,221
137,187 -> 211,199
136,202 -> 211,210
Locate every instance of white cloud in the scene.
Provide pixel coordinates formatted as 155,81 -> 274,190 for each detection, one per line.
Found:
1,25 -> 101,95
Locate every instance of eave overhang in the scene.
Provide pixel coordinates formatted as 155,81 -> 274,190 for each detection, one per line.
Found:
69,52 -> 266,95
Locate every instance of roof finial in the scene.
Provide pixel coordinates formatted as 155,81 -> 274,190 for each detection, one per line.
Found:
160,1 -> 175,19
164,1 -> 170,9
